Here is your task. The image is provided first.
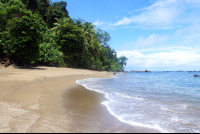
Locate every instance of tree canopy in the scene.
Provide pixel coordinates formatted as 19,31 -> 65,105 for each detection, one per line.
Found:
0,0 -> 128,71
0,0 -> 42,65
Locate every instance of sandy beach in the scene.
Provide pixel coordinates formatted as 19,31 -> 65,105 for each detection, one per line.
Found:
0,66 -> 161,133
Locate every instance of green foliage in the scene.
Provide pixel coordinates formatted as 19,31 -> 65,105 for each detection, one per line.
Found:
98,47 -> 125,71
119,56 -> 128,67
37,0 -> 50,17
0,0 -> 42,65
21,0 -> 69,28
52,1 -> 68,16
38,29 -> 64,66
21,0 -> 38,12
0,0 -> 128,70
90,40 -> 102,58
94,58 -> 103,70
45,1 -> 69,28
39,42 -> 64,66
96,28 -> 111,48
0,0 -> 9,4
33,13 -> 48,32
52,17 -> 87,67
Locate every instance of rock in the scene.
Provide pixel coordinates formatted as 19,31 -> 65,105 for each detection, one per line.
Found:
194,74 -> 200,77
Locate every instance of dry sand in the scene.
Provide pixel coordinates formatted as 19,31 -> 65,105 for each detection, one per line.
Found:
0,66 -> 161,133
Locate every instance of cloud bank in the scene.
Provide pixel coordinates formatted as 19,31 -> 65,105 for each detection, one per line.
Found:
93,0 -> 200,71
117,48 -> 200,71
94,0 -> 200,30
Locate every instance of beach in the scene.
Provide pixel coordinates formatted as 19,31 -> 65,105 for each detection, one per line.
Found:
0,66 -> 160,133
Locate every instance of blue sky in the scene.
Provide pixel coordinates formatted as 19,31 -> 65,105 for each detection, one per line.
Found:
51,0 -> 200,71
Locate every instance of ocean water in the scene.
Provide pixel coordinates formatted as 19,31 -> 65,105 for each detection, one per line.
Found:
76,71 -> 200,133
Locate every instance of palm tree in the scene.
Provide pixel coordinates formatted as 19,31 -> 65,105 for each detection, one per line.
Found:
83,22 -> 96,42
91,40 -> 102,58
51,17 -> 69,35
74,20 -> 99,64
74,18 -> 84,27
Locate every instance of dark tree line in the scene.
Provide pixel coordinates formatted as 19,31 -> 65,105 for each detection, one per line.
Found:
0,0 -> 128,71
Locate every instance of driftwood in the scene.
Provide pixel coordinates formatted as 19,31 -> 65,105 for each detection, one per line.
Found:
0,58 -> 15,67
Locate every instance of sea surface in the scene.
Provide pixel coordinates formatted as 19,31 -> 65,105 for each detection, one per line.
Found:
76,71 -> 200,133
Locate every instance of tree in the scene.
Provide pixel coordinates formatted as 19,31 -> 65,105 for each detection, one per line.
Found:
21,0 -> 39,12
39,42 -> 64,66
51,17 -> 70,35
83,22 -> 96,43
96,28 -> 111,48
52,1 -> 69,16
91,40 -> 102,58
0,0 -> 128,71
74,18 -> 84,27
37,0 -> 50,20
52,17 -> 87,67
0,0 -> 42,65
38,28 -> 64,66
0,0 -> 9,4
46,1 -> 69,28
119,56 -> 128,67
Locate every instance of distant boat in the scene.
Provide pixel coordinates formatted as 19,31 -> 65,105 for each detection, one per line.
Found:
194,74 -> 200,77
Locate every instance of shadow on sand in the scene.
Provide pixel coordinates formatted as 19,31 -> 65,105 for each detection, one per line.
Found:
15,66 -> 47,70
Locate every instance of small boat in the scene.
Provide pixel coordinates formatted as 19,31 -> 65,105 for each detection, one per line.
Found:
194,74 -> 200,77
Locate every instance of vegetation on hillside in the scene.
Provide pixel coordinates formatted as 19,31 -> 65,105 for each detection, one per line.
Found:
0,0 -> 128,71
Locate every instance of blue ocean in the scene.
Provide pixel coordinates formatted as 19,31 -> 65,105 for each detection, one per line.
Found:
76,72 -> 200,133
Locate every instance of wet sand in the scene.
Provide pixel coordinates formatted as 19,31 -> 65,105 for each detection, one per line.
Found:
0,66 -> 161,133
63,85 -> 161,133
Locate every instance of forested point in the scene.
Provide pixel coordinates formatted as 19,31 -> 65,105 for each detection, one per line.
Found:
0,0 -> 128,71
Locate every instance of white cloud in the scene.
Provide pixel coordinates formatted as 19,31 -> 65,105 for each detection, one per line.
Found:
134,34 -> 168,48
93,0 -> 200,30
173,23 -> 200,46
117,50 -> 142,59
113,0 -> 182,28
93,20 -> 115,30
175,23 -> 200,36
139,46 -> 197,53
112,0 -> 200,29
119,34 -> 168,50
113,17 -> 132,26
117,48 -> 200,71
93,20 -> 105,26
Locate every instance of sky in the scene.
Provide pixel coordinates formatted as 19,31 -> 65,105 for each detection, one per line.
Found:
51,0 -> 200,71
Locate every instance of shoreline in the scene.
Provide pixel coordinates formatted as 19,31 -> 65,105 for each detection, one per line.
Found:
67,83 -> 161,133
0,66 -> 161,133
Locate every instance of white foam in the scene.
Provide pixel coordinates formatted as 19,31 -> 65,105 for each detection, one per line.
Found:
193,129 -> 200,133
171,117 -> 183,123
161,107 -> 177,113
114,92 -> 146,101
110,75 -> 120,78
102,101 -> 169,133
161,106 -> 185,114
76,82 -> 108,95
76,79 -> 168,133
76,72 -> 200,133
178,104 -> 188,109
76,77 -> 175,133
76,77 -> 111,83
161,107 -> 170,111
